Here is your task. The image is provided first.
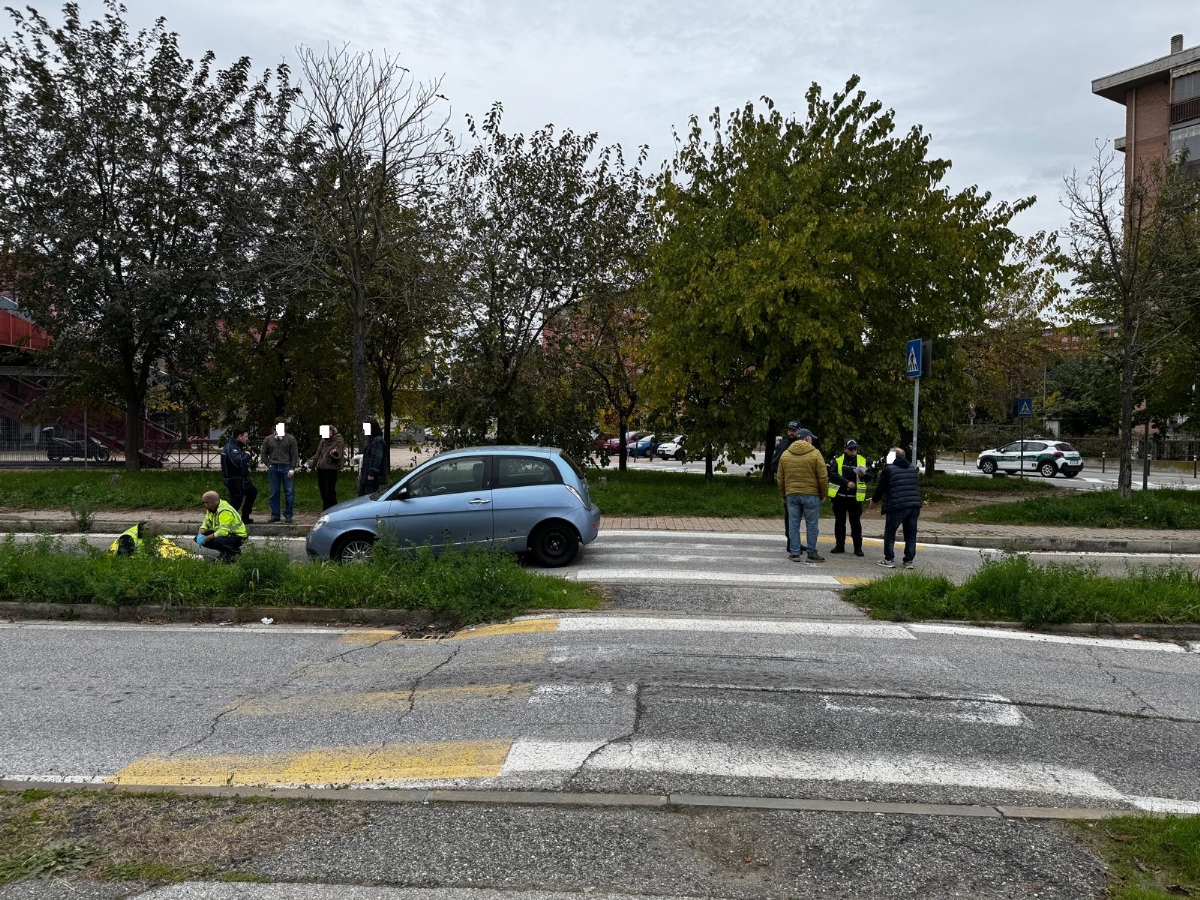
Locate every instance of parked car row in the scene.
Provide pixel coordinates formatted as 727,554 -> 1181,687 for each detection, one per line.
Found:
595,432 -> 691,460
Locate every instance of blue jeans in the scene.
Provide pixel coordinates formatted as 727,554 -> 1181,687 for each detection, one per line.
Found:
267,464 -> 294,519
884,506 -> 921,563
786,494 -> 821,557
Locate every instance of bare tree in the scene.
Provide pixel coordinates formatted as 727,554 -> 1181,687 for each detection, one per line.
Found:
1064,148 -> 1200,497
290,45 -> 451,427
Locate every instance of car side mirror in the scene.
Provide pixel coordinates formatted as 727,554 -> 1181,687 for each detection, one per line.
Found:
394,486 -> 410,500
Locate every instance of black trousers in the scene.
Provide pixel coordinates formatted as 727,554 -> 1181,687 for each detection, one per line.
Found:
832,495 -> 863,552
207,534 -> 243,562
317,468 -> 339,510
224,477 -> 258,521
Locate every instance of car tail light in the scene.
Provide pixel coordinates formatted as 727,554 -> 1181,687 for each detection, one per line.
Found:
1053,451 -> 1063,458
565,485 -> 584,505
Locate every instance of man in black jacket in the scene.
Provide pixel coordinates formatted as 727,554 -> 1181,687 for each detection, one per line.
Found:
220,428 -> 257,524
771,421 -> 801,555
867,447 -> 921,569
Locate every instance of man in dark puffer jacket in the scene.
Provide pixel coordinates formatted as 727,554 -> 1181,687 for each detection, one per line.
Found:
867,446 -> 922,569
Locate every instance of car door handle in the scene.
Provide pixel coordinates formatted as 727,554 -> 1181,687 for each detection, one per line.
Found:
469,498 -> 491,505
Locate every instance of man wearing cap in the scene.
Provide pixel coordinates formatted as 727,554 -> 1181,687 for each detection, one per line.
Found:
776,428 -> 829,564
771,421 -> 802,554
828,439 -> 869,557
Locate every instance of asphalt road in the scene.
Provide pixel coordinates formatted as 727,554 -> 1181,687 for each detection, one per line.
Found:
4,531 -> 1198,898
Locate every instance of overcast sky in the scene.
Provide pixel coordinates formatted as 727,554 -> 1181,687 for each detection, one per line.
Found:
64,1 -> 1199,239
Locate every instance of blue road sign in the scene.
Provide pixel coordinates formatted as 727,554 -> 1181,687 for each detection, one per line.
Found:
1017,398 -> 1034,418
905,339 -> 922,378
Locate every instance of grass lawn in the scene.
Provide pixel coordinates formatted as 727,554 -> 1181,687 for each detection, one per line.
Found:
587,469 -> 786,517
0,536 -> 599,624
921,472 -> 1058,494
939,488 -> 1200,529
846,555 -> 1200,626
1071,815 -> 1200,899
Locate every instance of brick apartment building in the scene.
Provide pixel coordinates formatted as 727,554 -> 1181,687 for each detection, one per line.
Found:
1092,33 -> 1200,185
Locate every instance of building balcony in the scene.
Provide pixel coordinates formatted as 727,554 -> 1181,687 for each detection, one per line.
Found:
1171,97 -> 1200,125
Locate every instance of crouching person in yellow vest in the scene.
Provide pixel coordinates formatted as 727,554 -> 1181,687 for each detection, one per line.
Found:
109,520 -> 190,559
828,439 -> 869,557
197,491 -> 247,563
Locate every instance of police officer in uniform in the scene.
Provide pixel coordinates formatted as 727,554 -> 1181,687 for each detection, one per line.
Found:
828,439 -> 868,557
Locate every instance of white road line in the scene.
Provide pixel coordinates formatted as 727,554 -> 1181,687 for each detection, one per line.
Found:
0,622 -> 347,636
530,683 -> 615,701
821,694 -> 1026,727
591,552 -> 789,565
601,530 -> 784,542
555,616 -> 914,638
499,739 -> 608,775
1129,796 -> 1200,814
908,623 -> 1188,653
560,568 -> 843,586
587,739 -> 1125,801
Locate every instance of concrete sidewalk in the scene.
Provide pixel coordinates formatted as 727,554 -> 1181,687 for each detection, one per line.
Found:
1,508 -> 1198,554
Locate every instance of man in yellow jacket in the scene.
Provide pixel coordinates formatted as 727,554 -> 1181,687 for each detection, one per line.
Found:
776,428 -> 829,564
197,490 -> 247,563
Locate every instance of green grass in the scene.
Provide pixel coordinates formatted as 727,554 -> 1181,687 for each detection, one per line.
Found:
1072,815 -> 1200,899
0,536 -> 599,624
920,472 -> 1059,494
846,555 -> 1200,625
587,469 -> 801,518
940,488 -> 1200,529
0,469 -> 367,513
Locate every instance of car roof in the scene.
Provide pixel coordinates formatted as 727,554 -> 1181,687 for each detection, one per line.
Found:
433,445 -> 559,459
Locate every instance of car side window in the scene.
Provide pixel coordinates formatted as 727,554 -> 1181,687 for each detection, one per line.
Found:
495,456 -> 561,489
406,457 -> 487,498
1025,442 -> 1047,452
1000,443 -> 1020,453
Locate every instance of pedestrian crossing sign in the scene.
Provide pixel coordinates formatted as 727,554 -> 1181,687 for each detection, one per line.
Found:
905,339 -> 922,378
1017,398 -> 1033,418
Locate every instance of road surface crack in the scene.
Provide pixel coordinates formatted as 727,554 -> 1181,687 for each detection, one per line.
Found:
564,681 -> 643,789
1084,647 -> 1160,718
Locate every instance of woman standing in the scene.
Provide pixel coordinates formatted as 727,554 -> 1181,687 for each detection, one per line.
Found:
308,425 -> 345,510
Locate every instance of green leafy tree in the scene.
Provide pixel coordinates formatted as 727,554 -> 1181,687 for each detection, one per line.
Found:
645,80 -> 1030,481
440,104 -> 649,445
0,1 -> 298,470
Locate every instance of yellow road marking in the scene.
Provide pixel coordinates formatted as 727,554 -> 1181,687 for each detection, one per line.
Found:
229,683 -> 533,717
109,739 -> 512,787
298,648 -> 549,679
836,576 -> 874,585
337,630 -> 400,644
451,619 -> 559,639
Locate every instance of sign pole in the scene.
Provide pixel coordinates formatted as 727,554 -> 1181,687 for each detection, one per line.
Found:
912,377 -> 920,466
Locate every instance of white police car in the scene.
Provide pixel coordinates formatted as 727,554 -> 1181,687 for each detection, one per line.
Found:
977,440 -> 1084,478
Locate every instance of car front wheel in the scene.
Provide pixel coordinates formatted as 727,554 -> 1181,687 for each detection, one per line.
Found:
980,459 -> 997,475
1039,462 -> 1057,478
529,521 -> 579,568
334,533 -> 375,564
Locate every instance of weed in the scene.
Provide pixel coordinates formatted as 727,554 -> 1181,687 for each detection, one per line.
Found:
218,871 -> 268,883
0,840 -> 101,884
102,859 -> 205,882
68,487 -> 96,532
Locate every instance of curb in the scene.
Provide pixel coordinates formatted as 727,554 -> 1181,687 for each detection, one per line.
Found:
0,780 -> 1156,821
920,533 -> 1200,555
0,601 -> 445,628
926,619 -> 1200,641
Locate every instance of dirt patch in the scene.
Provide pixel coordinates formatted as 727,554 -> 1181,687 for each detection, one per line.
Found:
918,490 -> 1049,522
0,789 -> 358,885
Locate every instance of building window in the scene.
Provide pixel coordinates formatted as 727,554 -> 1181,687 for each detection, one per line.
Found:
1170,123 -> 1200,161
1174,71 -> 1200,103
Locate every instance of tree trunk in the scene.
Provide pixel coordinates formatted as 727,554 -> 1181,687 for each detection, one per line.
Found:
763,419 -> 778,484
351,289 -> 371,428
123,395 -> 143,473
617,421 -> 628,472
1117,347 -> 1135,499
380,377 -> 394,448
705,444 -> 714,482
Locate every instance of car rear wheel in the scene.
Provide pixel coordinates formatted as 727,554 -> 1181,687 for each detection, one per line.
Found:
529,521 -> 579,568
334,533 -> 375,564
1039,462 -> 1056,478
980,460 -> 997,475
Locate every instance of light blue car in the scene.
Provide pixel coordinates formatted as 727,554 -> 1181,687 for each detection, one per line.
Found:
305,446 -> 601,567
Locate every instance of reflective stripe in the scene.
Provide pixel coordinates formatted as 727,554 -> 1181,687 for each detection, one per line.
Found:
828,455 -> 867,501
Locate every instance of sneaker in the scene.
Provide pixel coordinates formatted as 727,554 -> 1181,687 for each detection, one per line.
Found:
830,547 -> 845,554
807,553 -> 825,562
877,559 -> 896,568
902,561 -> 915,569
268,517 -> 281,523
285,516 -> 293,524
854,550 -> 865,557
788,554 -> 802,561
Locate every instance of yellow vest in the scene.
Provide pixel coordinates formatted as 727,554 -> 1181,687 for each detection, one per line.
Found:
108,524 -> 190,558
828,454 -> 867,501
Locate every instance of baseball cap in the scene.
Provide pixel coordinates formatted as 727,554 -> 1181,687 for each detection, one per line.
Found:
787,420 -> 800,431
797,428 -> 815,440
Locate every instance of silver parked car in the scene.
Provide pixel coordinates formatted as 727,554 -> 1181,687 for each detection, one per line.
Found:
305,446 -> 601,567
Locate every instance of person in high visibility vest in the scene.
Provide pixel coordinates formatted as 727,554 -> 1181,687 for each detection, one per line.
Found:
827,439 -> 869,557
108,520 -> 190,559
196,491 -> 248,563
